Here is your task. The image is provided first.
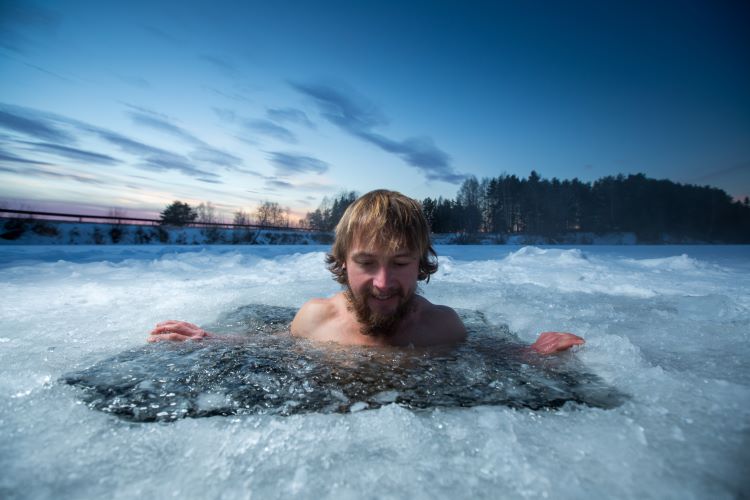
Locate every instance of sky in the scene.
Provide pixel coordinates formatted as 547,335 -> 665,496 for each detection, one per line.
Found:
1,0 -> 748,222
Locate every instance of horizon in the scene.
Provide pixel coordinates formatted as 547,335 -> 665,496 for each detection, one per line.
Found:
1,1 -> 749,221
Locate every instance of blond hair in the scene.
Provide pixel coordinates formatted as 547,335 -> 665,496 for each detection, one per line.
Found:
326,189 -> 438,284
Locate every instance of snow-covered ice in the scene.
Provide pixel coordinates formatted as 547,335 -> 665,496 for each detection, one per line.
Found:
1,244 -> 748,499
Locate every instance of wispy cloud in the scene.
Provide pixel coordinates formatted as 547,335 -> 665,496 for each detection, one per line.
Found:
128,107 -> 244,169
82,126 -> 220,179
203,86 -> 254,104
266,107 -> 315,128
197,177 -> 224,184
266,179 -> 294,189
245,119 -> 297,143
129,110 -> 202,144
17,140 -> 121,165
0,148 -> 50,165
267,151 -> 329,177
213,107 -> 237,123
291,81 -> 465,184
199,54 -> 240,78
142,25 -> 179,44
114,73 -> 150,89
0,102 -> 234,181
189,147 -> 243,168
0,0 -> 61,53
0,164 -> 105,185
0,106 -> 74,143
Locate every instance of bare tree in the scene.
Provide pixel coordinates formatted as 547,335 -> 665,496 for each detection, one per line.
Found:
233,209 -> 251,226
195,201 -> 217,224
256,201 -> 287,227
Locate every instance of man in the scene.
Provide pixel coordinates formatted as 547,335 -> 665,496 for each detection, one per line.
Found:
150,190 -> 583,354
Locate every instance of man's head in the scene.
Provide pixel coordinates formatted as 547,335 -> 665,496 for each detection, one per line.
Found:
326,190 -> 438,336
326,189 -> 438,285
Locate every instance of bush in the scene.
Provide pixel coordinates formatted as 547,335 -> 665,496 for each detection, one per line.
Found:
31,221 -> 59,237
1,218 -> 28,240
68,227 -> 81,244
92,227 -> 105,244
134,227 -> 151,244
109,226 -> 124,243
155,227 -> 170,243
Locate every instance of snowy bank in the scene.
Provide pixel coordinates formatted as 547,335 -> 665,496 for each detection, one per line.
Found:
0,217 -> 719,246
0,218 -> 333,245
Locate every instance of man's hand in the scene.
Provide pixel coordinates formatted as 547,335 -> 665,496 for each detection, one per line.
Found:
148,320 -> 211,342
530,331 -> 585,355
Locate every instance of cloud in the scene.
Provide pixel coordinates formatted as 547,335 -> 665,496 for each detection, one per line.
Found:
0,148 -> 50,165
142,25 -> 179,44
0,0 -> 61,53
357,131 -> 463,183
266,107 -> 315,128
0,106 -> 74,143
266,179 -> 294,189
17,140 -> 120,165
199,54 -> 240,77
190,147 -> 243,168
115,74 -> 151,89
197,177 -> 224,184
128,108 -> 244,169
267,152 -> 329,177
84,126 -> 219,179
291,81 -> 465,184
1,102 -> 226,181
290,82 -> 386,130
244,119 -> 297,144
1,164 -> 105,185
213,107 -> 237,123
129,110 -> 202,144
203,86 -> 254,104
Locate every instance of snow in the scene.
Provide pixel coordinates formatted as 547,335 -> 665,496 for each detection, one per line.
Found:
0,219 -> 331,245
1,244 -> 749,499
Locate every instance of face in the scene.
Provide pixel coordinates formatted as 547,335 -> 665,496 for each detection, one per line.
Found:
344,239 -> 420,336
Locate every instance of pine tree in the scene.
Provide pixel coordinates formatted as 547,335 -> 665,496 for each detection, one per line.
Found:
159,201 -> 197,226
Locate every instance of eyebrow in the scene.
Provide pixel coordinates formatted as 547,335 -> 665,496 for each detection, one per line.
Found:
350,251 -> 416,259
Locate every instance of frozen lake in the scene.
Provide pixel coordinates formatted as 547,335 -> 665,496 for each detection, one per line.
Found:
1,244 -> 748,499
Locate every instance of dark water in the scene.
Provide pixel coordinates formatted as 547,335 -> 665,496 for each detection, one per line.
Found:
62,305 -> 626,421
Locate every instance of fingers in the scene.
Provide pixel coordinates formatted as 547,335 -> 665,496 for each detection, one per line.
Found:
148,332 -> 193,342
532,332 -> 585,354
149,320 -> 207,342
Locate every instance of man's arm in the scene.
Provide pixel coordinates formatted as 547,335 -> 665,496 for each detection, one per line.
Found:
148,320 -> 212,342
530,331 -> 585,354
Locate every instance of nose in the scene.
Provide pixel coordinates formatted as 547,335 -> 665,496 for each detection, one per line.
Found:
372,265 -> 392,290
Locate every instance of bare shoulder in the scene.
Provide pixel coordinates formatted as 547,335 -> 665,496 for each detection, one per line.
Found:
290,296 -> 338,339
414,298 -> 467,345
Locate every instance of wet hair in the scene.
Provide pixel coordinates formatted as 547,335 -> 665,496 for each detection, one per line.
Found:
326,189 -> 438,284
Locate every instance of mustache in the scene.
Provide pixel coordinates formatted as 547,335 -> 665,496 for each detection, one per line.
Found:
368,287 -> 405,298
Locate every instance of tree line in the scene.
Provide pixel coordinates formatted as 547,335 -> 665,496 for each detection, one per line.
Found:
421,172 -> 750,243
156,171 -> 749,243
159,200 -> 292,228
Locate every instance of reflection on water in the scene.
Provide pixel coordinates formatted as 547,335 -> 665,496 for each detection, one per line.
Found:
62,305 -> 626,421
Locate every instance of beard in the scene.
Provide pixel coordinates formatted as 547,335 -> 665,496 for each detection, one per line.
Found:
344,284 -> 415,338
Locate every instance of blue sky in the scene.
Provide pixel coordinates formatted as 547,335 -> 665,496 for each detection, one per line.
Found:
1,0 -> 748,222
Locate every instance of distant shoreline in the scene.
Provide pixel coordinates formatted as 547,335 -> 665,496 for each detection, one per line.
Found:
0,218 -> 735,245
